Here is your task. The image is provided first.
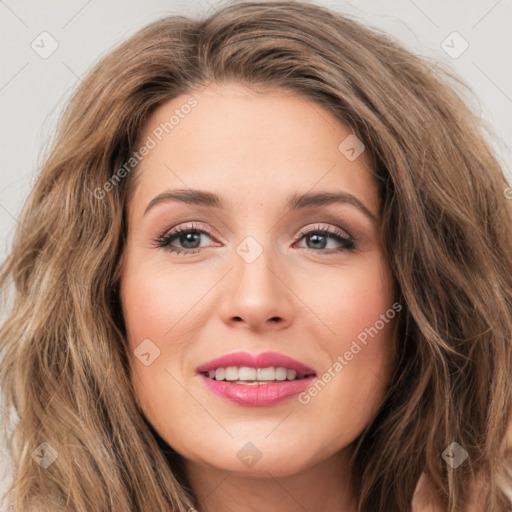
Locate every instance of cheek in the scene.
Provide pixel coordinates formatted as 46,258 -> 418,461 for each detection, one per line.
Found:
120,262 -> 200,435
120,258 -> 201,344
302,253 -> 395,354
299,255 -> 398,422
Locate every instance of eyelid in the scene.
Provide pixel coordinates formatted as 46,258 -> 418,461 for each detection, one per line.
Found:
153,220 -> 357,257
295,223 -> 352,241
153,221 -> 218,247
155,221 -> 352,246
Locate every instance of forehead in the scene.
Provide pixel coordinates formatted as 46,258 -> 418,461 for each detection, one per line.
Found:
129,83 -> 379,216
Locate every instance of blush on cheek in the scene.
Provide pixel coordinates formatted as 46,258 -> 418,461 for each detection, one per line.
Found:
121,272 -> 174,343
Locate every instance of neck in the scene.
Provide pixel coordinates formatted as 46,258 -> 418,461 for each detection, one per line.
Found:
182,447 -> 359,512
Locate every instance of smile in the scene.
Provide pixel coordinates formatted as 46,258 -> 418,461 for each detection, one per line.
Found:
198,371 -> 317,407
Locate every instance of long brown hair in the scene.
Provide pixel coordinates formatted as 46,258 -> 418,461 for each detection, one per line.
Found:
1,1 -> 511,510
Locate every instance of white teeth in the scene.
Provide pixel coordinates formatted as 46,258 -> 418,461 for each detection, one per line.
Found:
225,367 -> 238,381
204,366 -> 308,382
275,367 -> 287,381
257,367 -> 275,380
239,367 -> 257,380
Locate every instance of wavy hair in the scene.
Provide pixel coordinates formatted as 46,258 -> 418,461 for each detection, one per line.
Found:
1,1 -> 511,510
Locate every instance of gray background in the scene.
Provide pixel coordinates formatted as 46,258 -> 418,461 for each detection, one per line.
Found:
1,0 -> 511,504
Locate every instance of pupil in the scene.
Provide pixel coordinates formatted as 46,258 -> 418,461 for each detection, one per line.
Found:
308,234 -> 326,249
181,232 -> 200,249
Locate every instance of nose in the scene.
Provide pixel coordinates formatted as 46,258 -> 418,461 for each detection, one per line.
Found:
219,245 -> 295,332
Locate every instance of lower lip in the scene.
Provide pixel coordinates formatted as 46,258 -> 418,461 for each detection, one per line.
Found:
198,374 -> 316,406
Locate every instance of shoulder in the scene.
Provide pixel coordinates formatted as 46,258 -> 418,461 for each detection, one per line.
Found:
412,472 -> 487,512
412,472 -> 446,512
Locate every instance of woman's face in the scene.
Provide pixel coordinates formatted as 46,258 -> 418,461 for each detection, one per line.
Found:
120,82 -> 398,478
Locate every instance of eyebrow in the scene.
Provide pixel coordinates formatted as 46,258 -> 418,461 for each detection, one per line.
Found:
143,188 -> 378,223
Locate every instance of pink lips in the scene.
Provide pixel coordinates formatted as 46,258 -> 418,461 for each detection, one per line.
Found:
196,351 -> 317,407
199,374 -> 316,406
196,350 -> 316,376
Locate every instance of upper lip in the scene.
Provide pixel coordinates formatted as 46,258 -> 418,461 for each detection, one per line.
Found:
196,351 -> 317,376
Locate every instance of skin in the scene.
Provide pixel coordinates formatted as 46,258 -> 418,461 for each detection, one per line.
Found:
119,82 -> 399,512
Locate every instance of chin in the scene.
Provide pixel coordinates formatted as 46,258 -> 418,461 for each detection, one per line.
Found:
197,447 -> 315,478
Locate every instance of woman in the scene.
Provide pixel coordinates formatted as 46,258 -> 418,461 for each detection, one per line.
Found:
1,1 -> 511,511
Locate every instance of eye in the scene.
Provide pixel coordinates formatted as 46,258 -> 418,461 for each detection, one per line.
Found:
294,224 -> 356,253
153,222 -> 216,255
153,222 -> 356,256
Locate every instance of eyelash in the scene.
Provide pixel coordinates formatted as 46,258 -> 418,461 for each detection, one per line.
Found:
153,222 -> 356,255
